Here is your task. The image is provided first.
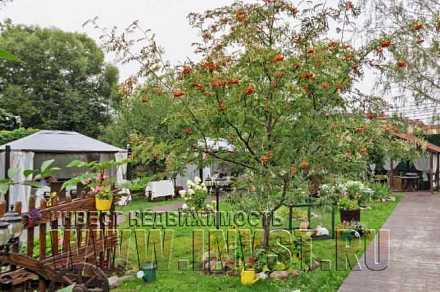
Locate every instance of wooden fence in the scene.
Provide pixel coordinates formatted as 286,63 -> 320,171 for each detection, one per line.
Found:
0,192 -> 118,291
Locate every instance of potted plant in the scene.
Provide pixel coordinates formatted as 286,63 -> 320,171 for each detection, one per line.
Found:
95,185 -> 113,211
62,159 -> 128,211
338,196 -> 360,223
321,179 -> 373,223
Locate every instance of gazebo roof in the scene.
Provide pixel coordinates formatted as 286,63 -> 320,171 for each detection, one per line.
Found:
392,132 -> 440,153
0,130 -> 125,153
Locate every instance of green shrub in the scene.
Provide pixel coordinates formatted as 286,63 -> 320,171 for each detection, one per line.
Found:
338,196 -> 359,210
369,182 -> 391,201
0,128 -> 38,145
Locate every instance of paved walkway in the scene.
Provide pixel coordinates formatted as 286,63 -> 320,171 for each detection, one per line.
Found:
339,192 -> 440,292
117,201 -> 184,224
151,202 -> 183,212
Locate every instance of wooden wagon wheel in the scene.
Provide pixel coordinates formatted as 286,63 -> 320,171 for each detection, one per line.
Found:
0,253 -> 74,289
48,262 -> 109,292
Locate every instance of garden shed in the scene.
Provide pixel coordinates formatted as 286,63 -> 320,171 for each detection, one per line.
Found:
0,130 -> 127,211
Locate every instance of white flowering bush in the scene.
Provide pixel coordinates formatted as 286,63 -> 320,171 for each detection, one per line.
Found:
344,180 -> 374,203
320,179 -> 374,209
178,177 -> 209,211
319,184 -> 335,197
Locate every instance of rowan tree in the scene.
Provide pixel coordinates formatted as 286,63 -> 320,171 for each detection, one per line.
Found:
359,0 -> 439,105
97,0 -> 419,247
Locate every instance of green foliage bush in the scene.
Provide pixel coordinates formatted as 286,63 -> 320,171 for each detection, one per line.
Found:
0,128 -> 38,145
368,182 -> 391,201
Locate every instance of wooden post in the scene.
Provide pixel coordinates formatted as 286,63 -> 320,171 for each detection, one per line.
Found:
0,200 -> 6,217
11,201 -> 21,271
27,195 -> 36,257
14,201 -> 22,215
4,145 -> 10,208
50,198 -> 59,256
436,153 -> 439,192
39,198 -> 47,292
388,160 -> 394,189
429,152 -> 434,193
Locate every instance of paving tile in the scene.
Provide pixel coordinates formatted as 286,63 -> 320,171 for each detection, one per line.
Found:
339,192 -> 440,292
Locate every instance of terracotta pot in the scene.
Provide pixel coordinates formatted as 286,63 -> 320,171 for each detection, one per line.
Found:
340,208 -> 360,223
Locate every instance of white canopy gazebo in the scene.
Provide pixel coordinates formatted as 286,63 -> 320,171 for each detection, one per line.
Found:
385,132 -> 440,192
175,138 -> 235,189
0,130 -> 127,211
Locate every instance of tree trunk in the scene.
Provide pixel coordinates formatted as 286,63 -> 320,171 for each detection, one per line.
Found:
262,212 -> 272,250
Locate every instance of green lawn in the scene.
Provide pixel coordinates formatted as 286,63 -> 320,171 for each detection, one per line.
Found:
113,194 -> 401,292
116,196 -> 185,212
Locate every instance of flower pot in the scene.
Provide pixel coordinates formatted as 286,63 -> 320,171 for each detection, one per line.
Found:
95,198 -> 112,211
340,208 -> 360,223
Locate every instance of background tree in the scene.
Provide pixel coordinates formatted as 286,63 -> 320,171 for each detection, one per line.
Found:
0,22 -> 121,137
102,81 -> 180,177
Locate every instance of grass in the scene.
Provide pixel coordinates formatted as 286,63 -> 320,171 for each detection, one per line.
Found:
113,194 -> 401,292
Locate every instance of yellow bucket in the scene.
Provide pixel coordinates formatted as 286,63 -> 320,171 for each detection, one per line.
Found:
95,198 -> 112,211
240,269 -> 258,285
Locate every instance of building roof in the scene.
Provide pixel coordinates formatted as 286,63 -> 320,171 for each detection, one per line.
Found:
392,132 -> 440,153
0,130 -> 125,153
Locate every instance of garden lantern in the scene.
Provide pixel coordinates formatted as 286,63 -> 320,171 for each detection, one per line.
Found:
0,221 -> 10,246
2,208 -> 23,239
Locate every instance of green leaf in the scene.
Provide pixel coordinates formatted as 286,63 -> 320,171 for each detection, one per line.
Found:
62,178 -> 77,190
0,49 -> 18,61
0,184 -> 9,196
7,168 -> 17,178
30,182 -> 42,188
23,169 -> 34,177
67,160 -> 87,168
40,159 -> 55,173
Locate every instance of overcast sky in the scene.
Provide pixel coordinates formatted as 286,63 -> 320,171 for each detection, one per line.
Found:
0,0 -> 376,82
0,0 -> 386,94
2,0 -> 431,121
0,0 -> 242,78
